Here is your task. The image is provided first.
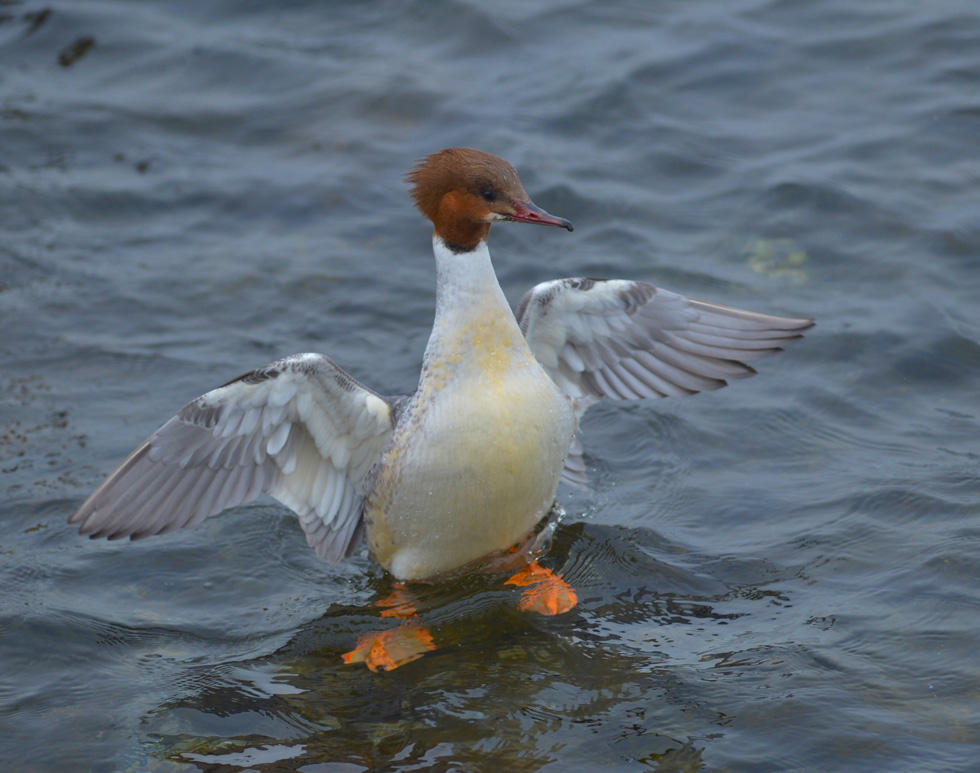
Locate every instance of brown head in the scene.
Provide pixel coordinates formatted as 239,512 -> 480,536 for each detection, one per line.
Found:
407,148 -> 573,252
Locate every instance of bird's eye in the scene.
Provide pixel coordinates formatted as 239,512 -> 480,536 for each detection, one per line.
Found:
481,189 -> 497,203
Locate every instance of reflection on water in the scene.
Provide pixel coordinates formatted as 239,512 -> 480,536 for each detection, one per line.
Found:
66,522 -> 829,772
138,524 -> 781,772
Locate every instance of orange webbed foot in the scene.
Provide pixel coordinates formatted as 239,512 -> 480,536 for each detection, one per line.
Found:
374,583 -> 419,619
341,624 -> 435,672
505,561 -> 578,616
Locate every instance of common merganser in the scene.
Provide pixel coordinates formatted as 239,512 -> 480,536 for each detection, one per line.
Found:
70,148 -> 813,633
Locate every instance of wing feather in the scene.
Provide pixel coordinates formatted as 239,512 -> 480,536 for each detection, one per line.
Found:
517,278 -> 813,404
70,353 -> 395,562
516,277 -> 813,485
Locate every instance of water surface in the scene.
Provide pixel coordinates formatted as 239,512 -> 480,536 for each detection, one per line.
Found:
2,0 -> 979,770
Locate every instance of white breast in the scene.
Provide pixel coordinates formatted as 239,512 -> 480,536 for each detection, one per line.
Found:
363,238 -> 576,580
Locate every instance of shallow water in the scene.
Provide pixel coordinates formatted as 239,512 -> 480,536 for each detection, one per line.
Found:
2,0 -> 979,770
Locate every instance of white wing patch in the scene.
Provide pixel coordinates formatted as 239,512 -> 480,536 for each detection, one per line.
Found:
70,353 -> 394,562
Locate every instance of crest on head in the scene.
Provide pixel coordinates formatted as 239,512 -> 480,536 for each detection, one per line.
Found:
407,148 -> 572,251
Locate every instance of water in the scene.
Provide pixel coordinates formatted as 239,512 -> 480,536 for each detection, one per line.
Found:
2,0 -> 979,770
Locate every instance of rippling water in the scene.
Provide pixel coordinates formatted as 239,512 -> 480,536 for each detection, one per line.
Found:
2,0 -> 979,770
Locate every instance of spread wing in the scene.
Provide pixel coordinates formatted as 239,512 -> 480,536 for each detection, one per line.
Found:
515,278 -> 814,483
69,353 -> 395,562
516,278 -> 814,401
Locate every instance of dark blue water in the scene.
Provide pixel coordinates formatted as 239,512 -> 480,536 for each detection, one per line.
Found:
2,1 -> 979,770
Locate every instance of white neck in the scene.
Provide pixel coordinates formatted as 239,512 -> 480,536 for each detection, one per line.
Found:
422,236 -> 526,369
431,236 -> 515,326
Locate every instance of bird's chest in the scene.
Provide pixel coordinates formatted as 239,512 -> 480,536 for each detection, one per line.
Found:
417,351 -> 568,478
364,315 -> 575,579
395,317 -> 572,491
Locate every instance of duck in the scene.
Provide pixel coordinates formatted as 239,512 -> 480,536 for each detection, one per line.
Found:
70,148 -> 813,667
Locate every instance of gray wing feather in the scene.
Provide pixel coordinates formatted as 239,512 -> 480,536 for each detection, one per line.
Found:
70,353 -> 395,563
516,278 -> 813,485
559,432 -> 589,490
516,278 -> 813,402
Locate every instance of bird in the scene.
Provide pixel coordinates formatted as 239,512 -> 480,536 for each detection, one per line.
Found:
70,147 -> 813,668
